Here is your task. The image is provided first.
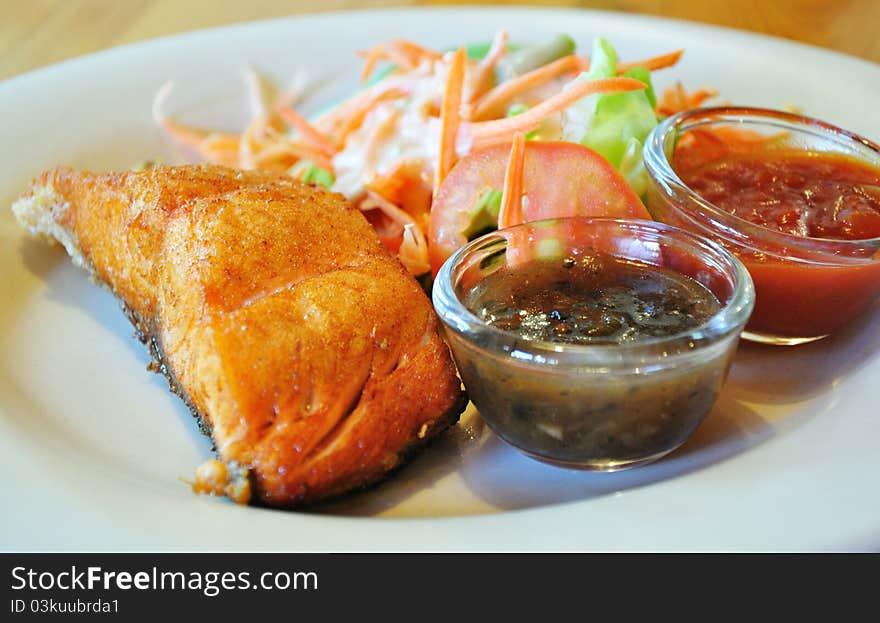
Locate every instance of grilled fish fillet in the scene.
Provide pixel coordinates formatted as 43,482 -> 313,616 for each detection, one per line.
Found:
12,164 -> 466,507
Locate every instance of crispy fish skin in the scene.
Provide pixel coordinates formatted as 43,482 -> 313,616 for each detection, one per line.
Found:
13,164 -> 466,507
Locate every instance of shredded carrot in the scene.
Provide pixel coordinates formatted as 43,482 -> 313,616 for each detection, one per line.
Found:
250,146 -> 300,170
319,86 -> 410,148
363,189 -> 419,227
201,133 -> 240,152
365,160 -> 433,231
362,209 -> 405,253
157,117 -> 247,169
198,133 -> 241,165
363,184 -> 433,273
152,83 -> 222,153
398,223 -> 431,275
657,83 -> 718,116
675,82 -> 688,108
360,107 -> 403,179
471,49 -> 682,121
201,150 -> 240,167
434,46 -> 467,192
617,49 -> 684,73
264,138 -> 335,170
458,133 -> 526,153
394,39 -> 442,62
358,39 -> 442,81
203,150 -> 241,167
378,45 -> 417,71
278,106 -> 337,157
317,86 -> 403,129
468,30 -> 509,105
688,88 -> 718,106
365,167 -> 405,204
237,114 -> 270,170
658,82 -> 686,116
497,133 -> 526,229
156,118 -> 211,151
468,76 -> 646,144
365,161 -> 409,202
357,43 -> 415,80
358,47 -> 386,82
471,54 -> 588,121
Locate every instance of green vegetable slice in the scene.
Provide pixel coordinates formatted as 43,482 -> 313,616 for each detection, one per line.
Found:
496,34 -> 576,81
562,37 -> 658,196
289,160 -> 335,189
463,188 -> 503,240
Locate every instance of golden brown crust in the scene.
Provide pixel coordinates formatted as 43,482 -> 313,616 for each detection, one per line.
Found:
14,164 -> 466,507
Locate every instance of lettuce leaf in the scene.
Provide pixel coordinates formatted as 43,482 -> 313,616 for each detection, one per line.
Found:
562,37 -> 658,196
289,161 -> 335,189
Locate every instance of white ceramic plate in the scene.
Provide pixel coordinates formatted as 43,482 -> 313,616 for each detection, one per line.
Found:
2,7 -> 878,552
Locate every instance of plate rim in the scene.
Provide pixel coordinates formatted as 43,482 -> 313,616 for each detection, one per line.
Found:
1,5 -> 878,92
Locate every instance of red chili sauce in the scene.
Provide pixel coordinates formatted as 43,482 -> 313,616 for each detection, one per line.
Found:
678,149 -> 880,240
672,138 -> 880,339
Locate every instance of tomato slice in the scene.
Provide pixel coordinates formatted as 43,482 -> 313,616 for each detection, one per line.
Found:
428,141 -> 650,274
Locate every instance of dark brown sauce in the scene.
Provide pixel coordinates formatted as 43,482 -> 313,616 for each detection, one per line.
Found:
465,252 -> 722,345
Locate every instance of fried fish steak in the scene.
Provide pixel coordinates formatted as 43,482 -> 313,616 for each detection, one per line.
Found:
12,164 -> 467,507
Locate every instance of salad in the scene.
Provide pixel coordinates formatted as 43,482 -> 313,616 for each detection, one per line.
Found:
153,32 -> 716,276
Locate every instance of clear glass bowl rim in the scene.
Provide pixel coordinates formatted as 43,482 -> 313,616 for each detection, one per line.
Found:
432,217 -> 755,367
643,106 -> 880,263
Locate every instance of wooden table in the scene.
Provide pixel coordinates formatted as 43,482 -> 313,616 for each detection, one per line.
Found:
2,0 -> 877,81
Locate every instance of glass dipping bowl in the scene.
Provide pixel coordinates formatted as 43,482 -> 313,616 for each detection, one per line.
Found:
432,218 -> 754,470
644,106 -> 880,345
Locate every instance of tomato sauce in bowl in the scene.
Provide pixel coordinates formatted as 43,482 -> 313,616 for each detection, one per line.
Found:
676,150 -> 880,241
644,107 -> 880,344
